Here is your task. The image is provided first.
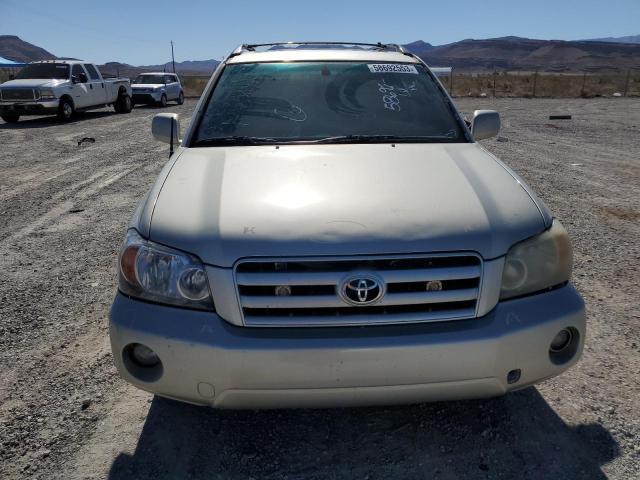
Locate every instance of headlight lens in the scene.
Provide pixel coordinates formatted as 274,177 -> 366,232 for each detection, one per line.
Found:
38,89 -> 56,100
500,220 -> 573,300
118,229 -> 214,310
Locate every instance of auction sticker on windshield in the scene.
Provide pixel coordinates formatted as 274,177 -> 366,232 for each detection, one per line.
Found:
368,64 -> 418,74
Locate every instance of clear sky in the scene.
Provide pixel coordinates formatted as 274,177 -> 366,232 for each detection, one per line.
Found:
1,0 -> 639,65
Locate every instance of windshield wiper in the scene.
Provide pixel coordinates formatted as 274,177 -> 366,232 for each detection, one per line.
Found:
312,134 -> 456,144
193,136 -> 282,146
194,134 -> 459,147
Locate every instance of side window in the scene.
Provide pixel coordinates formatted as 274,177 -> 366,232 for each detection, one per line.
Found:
84,64 -> 100,80
173,75 -> 180,84
164,75 -> 173,84
72,64 -> 87,82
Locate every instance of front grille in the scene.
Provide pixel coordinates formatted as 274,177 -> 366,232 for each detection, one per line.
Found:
0,88 -> 36,101
234,254 -> 482,327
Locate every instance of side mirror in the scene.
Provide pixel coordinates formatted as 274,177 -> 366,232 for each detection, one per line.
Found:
79,72 -> 88,83
471,110 -> 500,140
9,74 -> 15,80
72,75 -> 80,84
152,113 -> 180,144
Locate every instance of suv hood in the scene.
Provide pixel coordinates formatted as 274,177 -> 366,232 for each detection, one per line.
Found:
131,83 -> 163,89
1,79 -> 68,89
148,143 -> 548,266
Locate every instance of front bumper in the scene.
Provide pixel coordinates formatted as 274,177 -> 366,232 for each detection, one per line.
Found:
132,91 -> 163,104
109,285 -> 586,409
0,100 -> 58,116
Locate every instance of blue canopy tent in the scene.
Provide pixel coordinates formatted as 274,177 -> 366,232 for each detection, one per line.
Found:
0,56 -> 26,67
0,56 -> 26,82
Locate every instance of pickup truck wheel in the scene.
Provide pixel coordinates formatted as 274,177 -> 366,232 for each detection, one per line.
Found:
158,94 -> 167,108
176,91 -> 184,105
1,113 -> 20,123
117,93 -> 132,114
57,99 -> 74,121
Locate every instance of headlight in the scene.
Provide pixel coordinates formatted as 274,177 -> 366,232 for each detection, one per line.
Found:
38,89 -> 57,100
500,220 -> 572,300
118,229 -> 214,310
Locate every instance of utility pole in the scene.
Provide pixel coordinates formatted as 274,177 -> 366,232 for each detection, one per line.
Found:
532,70 -> 538,97
493,70 -> 497,97
171,40 -> 176,74
624,69 -> 631,97
580,72 -> 587,97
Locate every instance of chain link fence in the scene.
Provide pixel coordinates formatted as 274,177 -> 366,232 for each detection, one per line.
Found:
438,69 -> 640,98
179,69 -> 640,99
2,68 -> 638,98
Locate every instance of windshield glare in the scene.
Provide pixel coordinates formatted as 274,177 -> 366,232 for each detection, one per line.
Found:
133,75 -> 165,84
16,64 -> 70,80
194,62 -> 465,145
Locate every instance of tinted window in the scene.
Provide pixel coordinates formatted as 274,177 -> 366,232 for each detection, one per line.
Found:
165,75 -> 174,83
133,75 -> 165,84
194,62 -> 465,145
84,64 -> 100,80
15,63 -> 70,80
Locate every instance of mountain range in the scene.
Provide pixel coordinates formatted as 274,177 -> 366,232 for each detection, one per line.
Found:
404,36 -> 640,72
1,34 -> 639,75
584,34 -> 640,44
0,35 -> 56,63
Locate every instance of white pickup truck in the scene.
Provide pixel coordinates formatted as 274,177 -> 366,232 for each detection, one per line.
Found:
0,60 -> 132,123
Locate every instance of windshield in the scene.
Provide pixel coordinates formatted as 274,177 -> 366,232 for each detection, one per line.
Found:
133,75 -> 165,84
16,64 -> 70,80
193,62 -> 466,146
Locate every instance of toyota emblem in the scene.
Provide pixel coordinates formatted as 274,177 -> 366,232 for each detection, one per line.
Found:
339,274 -> 384,306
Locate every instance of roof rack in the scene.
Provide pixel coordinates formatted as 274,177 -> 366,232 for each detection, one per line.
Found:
229,41 -> 410,57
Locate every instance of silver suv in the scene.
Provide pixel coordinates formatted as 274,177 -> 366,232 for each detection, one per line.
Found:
109,42 -> 585,409
131,72 -> 184,107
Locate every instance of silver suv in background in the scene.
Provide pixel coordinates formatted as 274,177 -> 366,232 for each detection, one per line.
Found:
131,72 -> 184,107
110,42 -> 586,409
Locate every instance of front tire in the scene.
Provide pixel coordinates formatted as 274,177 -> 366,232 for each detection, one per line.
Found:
158,94 -> 167,108
176,91 -> 184,105
1,113 -> 20,123
57,98 -> 74,121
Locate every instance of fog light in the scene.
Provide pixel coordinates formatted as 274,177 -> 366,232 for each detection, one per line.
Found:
131,343 -> 159,367
550,329 -> 573,353
507,369 -> 521,384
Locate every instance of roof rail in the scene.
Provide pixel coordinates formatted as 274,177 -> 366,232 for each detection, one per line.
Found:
229,41 -> 412,57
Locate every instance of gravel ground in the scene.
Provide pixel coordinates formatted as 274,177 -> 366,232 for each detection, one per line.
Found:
0,98 -> 638,479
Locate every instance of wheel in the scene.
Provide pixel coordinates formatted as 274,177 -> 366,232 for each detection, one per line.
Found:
158,94 -> 167,108
1,113 -> 20,123
57,98 -> 74,121
114,92 -> 132,114
176,91 -> 184,105
120,94 -> 132,113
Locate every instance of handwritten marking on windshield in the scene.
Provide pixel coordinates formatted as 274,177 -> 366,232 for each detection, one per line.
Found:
377,79 -> 418,112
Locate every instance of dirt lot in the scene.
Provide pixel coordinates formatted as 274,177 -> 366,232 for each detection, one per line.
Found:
0,98 -> 639,479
